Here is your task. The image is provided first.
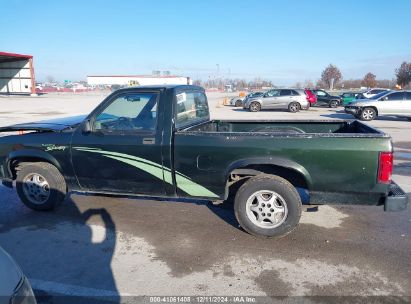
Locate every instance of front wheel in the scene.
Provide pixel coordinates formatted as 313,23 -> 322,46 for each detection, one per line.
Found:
288,102 -> 300,112
16,162 -> 67,211
235,99 -> 242,107
329,100 -> 339,108
234,175 -> 302,238
249,101 -> 261,112
360,107 -> 376,121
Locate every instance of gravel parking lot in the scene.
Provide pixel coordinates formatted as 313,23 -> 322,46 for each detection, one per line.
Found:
0,92 -> 410,302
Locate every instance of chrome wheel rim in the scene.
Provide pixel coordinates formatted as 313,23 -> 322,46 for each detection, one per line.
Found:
250,103 -> 259,111
245,190 -> 288,229
362,109 -> 374,120
290,104 -> 298,112
22,173 -> 50,204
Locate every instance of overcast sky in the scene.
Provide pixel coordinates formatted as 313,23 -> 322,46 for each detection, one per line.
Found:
1,0 -> 410,85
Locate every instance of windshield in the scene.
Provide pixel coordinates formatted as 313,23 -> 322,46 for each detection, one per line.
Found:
369,91 -> 390,100
248,92 -> 262,98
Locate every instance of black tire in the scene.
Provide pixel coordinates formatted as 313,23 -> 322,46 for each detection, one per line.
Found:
288,102 -> 300,113
16,162 -> 67,211
249,101 -> 261,112
235,99 -> 242,107
329,100 -> 338,108
234,175 -> 302,238
359,107 -> 377,121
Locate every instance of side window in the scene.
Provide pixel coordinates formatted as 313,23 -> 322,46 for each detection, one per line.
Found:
175,91 -> 209,128
266,90 -> 280,97
386,92 -> 404,101
316,90 -> 326,96
280,90 -> 292,96
291,90 -> 300,96
94,92 -> 159,132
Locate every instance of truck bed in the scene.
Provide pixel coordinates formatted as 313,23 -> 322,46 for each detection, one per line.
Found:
174,119 -> 391,203
181,120 -> 385,136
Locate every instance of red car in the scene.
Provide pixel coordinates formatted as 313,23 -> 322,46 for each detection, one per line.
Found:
304,89 -> 317,106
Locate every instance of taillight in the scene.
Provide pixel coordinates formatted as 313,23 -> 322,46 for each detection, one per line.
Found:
378,152 -> 393,184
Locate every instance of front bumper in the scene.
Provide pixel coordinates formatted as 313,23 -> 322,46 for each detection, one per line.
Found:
344,106 -> 360,115
383,182 -> 408,211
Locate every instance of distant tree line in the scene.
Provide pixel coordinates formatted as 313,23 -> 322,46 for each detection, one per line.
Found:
196,61 -> 411,91
193,78 -> 274,90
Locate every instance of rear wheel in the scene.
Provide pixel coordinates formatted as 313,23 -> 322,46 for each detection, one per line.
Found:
16,162 -> 67,211
288,102 -> 300,113
235,99 -> 242,107
360,107 -> 376,121
234,175 -> 302,238
249,101 -> 261,112
329,100 -> 339,108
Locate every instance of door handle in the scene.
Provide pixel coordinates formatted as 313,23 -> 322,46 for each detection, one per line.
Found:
143,138 -> 155,145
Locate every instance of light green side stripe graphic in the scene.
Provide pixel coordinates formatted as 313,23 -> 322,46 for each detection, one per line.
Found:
74,147 -> 219,198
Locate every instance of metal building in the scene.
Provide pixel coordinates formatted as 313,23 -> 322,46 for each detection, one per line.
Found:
0,52 -> 36,95
87,75 -> 192,87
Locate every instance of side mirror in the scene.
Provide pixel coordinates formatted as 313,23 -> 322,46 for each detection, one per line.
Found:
82,119 -> 92,134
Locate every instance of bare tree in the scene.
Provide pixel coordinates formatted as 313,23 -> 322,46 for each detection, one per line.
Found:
304,79 -> 314,88
362,72 -> 377,88
193,79 -> 202,86
294,82 -> 302,89
315,79 -> 327,89
395,61 -> 411,88
321,64 -> 342,89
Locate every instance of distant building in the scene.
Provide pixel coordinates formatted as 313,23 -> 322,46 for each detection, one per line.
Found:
87,75 -> 192,87
0,52 -> 36,95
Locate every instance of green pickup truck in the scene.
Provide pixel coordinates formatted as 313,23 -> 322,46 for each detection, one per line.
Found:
0,85 -> 407,237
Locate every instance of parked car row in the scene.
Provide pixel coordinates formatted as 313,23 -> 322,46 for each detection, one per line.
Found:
230,87 -> 410,121
345,90 -> 411,121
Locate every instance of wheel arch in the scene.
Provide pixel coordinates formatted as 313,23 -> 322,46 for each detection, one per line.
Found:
6,149 -> 62,179
224,157 -> 312,200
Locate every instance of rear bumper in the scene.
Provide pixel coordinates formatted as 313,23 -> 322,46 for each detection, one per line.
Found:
383,182 -> 408,211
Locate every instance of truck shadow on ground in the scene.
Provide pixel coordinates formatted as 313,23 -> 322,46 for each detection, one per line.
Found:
0,189 -> 120,304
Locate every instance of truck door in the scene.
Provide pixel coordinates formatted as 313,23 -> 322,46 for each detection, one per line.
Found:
70,90 -> 166,195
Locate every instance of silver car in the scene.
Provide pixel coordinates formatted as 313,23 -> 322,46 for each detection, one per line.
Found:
230,91 -> 264,107
244,89 -> 310,112
0,247 -> 36,304
345,90 -> 411,121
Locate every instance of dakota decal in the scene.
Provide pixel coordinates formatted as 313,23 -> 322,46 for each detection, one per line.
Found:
42,144 -> 67,152
73,147 -> 219,198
